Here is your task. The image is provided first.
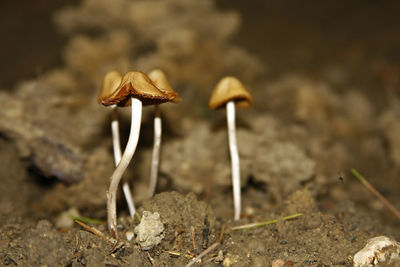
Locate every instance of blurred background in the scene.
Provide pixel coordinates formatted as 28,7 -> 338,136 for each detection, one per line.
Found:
0,0 -> 399,225
1,0 -> 399,100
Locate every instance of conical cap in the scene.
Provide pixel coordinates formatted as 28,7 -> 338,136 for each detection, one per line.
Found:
98,70 -> 123,104
148,69 -> 180,102
209,76 -> 253,109
100,71 -> 173,107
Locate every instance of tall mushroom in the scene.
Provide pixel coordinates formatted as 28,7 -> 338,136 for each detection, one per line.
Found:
98,70 -> 136,219
209,76 -> 253,221
147,69 -> 180,197
99,70 -> 173,238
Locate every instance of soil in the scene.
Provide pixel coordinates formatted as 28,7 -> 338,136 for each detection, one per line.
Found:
1,1 -> 400,267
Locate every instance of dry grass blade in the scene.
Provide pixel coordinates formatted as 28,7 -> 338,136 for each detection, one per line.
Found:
147,252 -> 155,267
74,220 -> 117,245
231,213 -> 303,231
351,168 -> 400,220
191,226 -> 197,251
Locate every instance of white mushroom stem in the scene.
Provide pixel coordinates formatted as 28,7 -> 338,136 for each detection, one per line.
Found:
110,105 -> 136,218
110,105 -> 122,164
148,105 -> 162,197
226,100 -> 241,221
107,97 -> 142,237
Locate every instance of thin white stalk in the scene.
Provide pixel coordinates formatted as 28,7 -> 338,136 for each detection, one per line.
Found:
122,183 -> 136,217
226,101 -> 241,221
107,98 -> 142,237
111,105 -> 122,164
111,106 -> 136,218
148,106 -> 162,197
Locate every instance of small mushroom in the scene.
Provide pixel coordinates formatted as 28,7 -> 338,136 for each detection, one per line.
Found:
147,69 -> 180,197
209,76 -> 253,221
99,70 -> 173,237
98,70 -> 136,218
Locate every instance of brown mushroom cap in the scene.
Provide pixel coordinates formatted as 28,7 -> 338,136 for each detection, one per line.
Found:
208,76 -> 253,109
100,71 -> 174,107
98,70 -> 123,104
148,69 -> 180,103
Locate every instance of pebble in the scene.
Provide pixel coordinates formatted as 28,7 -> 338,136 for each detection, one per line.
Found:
125,230 -> 134,241
353,236 -> 400,267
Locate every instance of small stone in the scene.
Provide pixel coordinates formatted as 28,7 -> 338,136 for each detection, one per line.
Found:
125,230 -> 134,241
134,211 -> 164,250
353,236 -> 400,267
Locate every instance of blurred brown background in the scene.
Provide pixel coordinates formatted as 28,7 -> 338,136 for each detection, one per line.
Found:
1,0 -> 399,93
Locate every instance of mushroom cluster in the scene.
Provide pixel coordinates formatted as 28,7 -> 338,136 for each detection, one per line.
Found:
99,70 -> 177,238
99,71 -> 253,236
98,71 -> 136,219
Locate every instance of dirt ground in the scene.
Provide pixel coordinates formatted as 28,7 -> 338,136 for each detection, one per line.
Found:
1,1 -> 400,266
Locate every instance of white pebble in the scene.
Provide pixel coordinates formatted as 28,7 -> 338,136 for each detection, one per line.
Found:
125,230 -> 134,241
353,236 -> 400,267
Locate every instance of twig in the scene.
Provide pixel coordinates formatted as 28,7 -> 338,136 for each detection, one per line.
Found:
147,252 -> 155,267
168,251 -> 193,258
168,251 -> 181,257
185,242 -> 220,267
201,216 -> 210,249
74,220 -> 117,245
191,226 -> 197,251
231,213 -> 303,231
351,168 -> 400,220
218,224 -> 225,243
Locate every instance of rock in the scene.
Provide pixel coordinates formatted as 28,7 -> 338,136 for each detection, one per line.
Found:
125,230 -> 134,241
353,236 -> 400,267
134,211 -> 164,250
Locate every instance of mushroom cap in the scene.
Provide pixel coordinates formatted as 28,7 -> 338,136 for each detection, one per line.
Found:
100,71 -> 174,107
98,70 -> 123,104
209,76 -> 253,109
148,69 -> 180,103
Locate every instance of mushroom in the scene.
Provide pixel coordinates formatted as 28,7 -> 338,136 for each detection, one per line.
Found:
147,69 -> 180,197
98,70 -> 136,219
209,76 -> 253,221
99,70 -> 173,237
